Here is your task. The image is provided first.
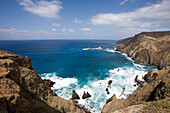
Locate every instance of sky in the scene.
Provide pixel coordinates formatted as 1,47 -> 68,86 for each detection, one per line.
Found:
0,0 -> 170,40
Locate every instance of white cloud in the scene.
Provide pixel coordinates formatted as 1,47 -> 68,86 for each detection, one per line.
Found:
18,0 -> 63,19
120,0 -> 136,5
51,28 -> 56,31
84,33 -> 94,35
90,0 -> 170,32
61,28 -> 75,32
52,23 -> 61,27
0,27 -> 68,40
79,28 -> 91,31
120,0 -> 129,5
73,18 -> 83,23
0,28 -> 30,34
68,29 -> 74,32
62,28 -> 66,32
0,27 -> 66,35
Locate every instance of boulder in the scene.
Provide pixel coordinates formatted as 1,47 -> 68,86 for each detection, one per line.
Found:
82,92 -> 91,99
72,90 -> 80,100
106,88 -> 109,94
108,80 -> 112,87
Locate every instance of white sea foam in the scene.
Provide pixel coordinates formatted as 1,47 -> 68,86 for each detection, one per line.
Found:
40,48 -> 158,113
104,48 -> 116,53
41,73 -> 78,89
105,48 -> 142,69
82,47 -> 102,50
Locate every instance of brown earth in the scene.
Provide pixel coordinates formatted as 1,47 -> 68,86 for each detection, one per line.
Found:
116,31 -> 170,70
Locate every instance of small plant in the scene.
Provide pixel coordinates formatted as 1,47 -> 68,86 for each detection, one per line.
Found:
152,101 -> 169,108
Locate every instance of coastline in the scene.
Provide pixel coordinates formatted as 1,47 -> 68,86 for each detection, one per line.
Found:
102,31 -> 170,113
0,31 -> 169,113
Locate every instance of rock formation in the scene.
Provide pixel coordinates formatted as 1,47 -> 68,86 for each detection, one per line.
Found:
72,90 -> 80,100
82,92 -> 91,99
0,50 -> 85,113
116,31 -> 170,70
102,31 -> 170,113
105,80 -> 113,94
102,65 -> 170,113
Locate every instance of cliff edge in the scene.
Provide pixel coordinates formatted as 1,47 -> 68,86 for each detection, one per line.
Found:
116,31 -> 170,69
0,50 -> 85,113
102,31 -> 170,113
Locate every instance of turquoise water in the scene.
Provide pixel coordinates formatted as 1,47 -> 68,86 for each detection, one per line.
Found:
0,40 -> 157,112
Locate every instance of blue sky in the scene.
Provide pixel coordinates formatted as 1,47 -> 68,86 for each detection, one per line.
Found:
0,0 -> 170,40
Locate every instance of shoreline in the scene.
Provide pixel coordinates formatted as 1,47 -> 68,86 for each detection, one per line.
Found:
0,31 -> 169,113
102,31 -> 170,113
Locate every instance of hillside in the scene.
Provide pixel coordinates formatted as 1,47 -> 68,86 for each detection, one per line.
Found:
102,31 -> 170,113
116,31 -> 170,69
0,50 -> 85,113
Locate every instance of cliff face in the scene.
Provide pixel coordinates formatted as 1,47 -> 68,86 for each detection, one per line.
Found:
102,31 -> 170,113
0,50 -> 85,113
116,31 -> 170,69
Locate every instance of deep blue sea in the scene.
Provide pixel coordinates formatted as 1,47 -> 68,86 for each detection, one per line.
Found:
0,40 -> 157,112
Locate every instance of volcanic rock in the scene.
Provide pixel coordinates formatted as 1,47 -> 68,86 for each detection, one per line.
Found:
106,88 -> 109,94
108,80 -> 112,87
82,92 -> 91,99
72,90 -> 80,100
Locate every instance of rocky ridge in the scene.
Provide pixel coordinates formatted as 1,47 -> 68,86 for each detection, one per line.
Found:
102,31 -> 170,113
116,31 -> 170,69
0,50 -> 85,113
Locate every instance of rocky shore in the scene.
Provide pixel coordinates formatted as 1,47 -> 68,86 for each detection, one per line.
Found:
0,31 -> 169,113
0,50 -> 86,113
102,31 -> 170,113
116,31 -> 170,70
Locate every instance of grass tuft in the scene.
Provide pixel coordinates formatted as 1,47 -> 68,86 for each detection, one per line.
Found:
152,101 -> 169,108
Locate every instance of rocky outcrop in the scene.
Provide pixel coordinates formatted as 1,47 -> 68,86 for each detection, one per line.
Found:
102,66 -> 170,113
116,31 -> 170,70
82,92 -> 91,99
102,31 -> 170,113
43,79 -> 55,88
72,90 -> 80,100
105,80 -> 113,94
0,50 -> 85,113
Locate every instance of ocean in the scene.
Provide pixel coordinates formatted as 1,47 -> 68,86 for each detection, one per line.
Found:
0,40 -> 157,112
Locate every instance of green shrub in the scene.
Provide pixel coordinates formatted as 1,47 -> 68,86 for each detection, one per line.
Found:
152,101 -> 169,108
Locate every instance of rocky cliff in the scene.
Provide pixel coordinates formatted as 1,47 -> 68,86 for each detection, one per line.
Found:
116,31 -> 170,70
0,50 -> 85,113
102,66 -> 170,113
102,31 -> 170,113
